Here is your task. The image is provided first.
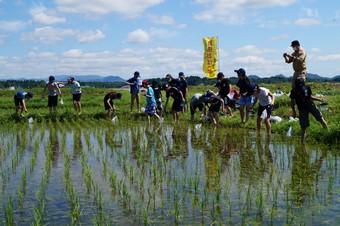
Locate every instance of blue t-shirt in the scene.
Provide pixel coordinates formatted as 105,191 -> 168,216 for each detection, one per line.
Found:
146,87 -> 156,105
15,91 -> 27,99
127,77 -> 140,94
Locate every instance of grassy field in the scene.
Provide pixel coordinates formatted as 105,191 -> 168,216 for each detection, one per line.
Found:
1,82 -> 340,145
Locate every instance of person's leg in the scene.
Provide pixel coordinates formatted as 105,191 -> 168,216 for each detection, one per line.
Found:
239,105 -> 245,123
301,127 -> 306,144
136,94 -> 140,112
77,101 -> 81,113
265,118 -> 271,134
257,116 -> 262,132
130,94 -> 135,112
310,105 -> 328,129
245,105 -> 251,122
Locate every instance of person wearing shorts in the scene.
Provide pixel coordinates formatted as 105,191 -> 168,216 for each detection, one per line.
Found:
44,76 -> 61,114
189,90 -> 214,121
68,77 -> 82,114
290,79 -> 328,143
215,72 -> 233,116
104,92 -> 122,118
207,95 -> 224,126
253,85 -> 275,134
235,68 -> 255,123
14,91 -> 33,116
167,86 -> 184,122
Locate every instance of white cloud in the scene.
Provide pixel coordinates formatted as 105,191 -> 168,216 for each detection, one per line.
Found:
294,18 -> 320,26
55,0 -> 164,17
149,14 -> 175,25
0,47 -> 202,78
193,0 -> 296,24
30,6 -> 66,25
295,8 -> 320,26
127,29 -> 150,43
21,26 -> 105,43
271,34 -> 289,41
235,45 -> 275,55
77,29 -> 105,43
0,20 -> 26,31
318,54 -> 340,61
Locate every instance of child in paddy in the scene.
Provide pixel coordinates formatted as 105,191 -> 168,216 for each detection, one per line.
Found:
142,80 -> 161,121
14,91 -> 33,117
206,93 -> 224,126
104,92 -> 122,118
166,85 -> 184,122
253,85 -> 275,134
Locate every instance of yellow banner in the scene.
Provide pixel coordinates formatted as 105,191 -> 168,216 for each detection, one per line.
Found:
203,36 -> 218,78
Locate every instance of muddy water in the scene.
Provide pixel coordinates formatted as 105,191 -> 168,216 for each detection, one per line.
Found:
0,121 -> 339,225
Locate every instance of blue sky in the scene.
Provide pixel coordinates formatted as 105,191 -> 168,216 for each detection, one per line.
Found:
0,0 -> 340,79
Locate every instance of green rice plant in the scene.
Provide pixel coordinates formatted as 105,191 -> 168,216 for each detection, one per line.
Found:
5,196 -> 14,226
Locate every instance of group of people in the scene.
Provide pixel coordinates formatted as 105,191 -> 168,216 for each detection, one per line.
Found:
13,40 -> 328,143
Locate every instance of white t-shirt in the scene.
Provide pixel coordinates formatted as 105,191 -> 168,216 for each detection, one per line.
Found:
258,87 -> 272,106
70,81 -> 81,94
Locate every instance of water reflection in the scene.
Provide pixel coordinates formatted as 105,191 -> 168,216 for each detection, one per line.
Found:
0,122 -> 338,226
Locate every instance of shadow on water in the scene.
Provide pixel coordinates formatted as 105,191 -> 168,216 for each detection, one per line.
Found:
0,121 -> 339,225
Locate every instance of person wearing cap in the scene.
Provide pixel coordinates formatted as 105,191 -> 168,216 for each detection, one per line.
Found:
67,77 -> 82,114
14,91 -> 33,117
178,72 -> 188,112
43,76 -> 62,114
126,71 -> 141,112
164,74 -> 180,113
235,68 -> 255,123
252,85 -> 275,134
215,72 -> 233,116
290,79 -> 328,143
142,80 -> 161,122
283,40 -> 307,89
104,92 -> 122,118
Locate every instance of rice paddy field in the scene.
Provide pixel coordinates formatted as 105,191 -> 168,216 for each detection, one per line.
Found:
0,82 -> 340,225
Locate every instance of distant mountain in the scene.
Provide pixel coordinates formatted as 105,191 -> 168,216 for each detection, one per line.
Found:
55,75 -> 125,83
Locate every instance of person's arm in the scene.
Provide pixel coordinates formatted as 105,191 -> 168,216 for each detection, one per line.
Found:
283,53 -> 293,63
252,96 -> 258,108
268,92 -> 275,105
22,100 -> 27,112
220,97 -> 225,112
311,96 -> 323,102
106,99 -> 113,110
56,83 -> 62,96
291,98 -> 297,118
179,90 -> 184,101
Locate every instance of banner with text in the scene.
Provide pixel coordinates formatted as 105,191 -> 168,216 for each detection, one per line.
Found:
203,36 -> 218,78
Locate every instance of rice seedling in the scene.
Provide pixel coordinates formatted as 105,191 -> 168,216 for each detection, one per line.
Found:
5,196 -> 14,226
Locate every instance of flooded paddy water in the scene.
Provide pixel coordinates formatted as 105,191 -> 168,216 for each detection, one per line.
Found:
0,120 -> 339,225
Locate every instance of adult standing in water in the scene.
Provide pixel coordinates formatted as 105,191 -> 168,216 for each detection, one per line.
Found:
235,68 -> 254,123
126,71 -> 141,112
43,76 -> 62,114
283,40 -> 307,89
178,72 -> 188,112
290,79 -> 328,143
67,77 -> 82,115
